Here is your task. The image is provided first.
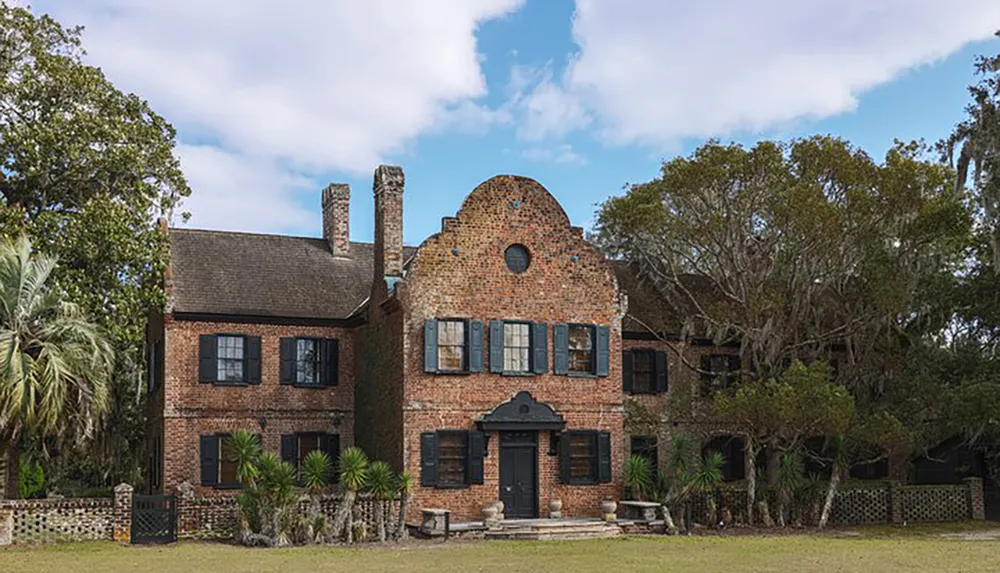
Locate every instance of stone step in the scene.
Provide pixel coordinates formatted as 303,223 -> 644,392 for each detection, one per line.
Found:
485,522 -> 623,541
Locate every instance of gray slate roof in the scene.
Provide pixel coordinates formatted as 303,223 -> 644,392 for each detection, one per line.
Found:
169,228 -> 416,320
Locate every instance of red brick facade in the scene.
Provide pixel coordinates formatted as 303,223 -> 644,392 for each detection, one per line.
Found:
150,165 -> 762,520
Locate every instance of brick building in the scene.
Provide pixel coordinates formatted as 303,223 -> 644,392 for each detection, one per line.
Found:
146,164 -> 830,520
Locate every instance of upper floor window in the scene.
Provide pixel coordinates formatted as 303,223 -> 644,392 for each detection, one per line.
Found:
280,337 -> 339,387
623,349 -> 668,394
217,335 -> 244,382
199,334 -> 261,385
438,320 -> 467,372
503,322 -> 531,372
568,325 -> 594,374
699,353 -> 741,397
296,338 -> 320,385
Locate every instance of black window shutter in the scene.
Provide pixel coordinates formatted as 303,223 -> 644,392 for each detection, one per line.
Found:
279,338 -> 296,384
246,336 -> 262,384
468,431 -> 485,485
559,431 -> 572,483
727,355 -> 742,387
322,339 -> 339,386
553,324 -> 569,375
420,432 -> 438,487
200,435 -> 219,485
280,434 -> 297,467
325,434 -> 341,482
532,322 -> 548,374
622,350 -> 634,393
489,320 -> 504,373
468,320 -> 484,373
654,350 -> 668,393
198,335 -> 217,383
595,325 -> 610,376
424,319 -> 438,373
598,431 -> 612,483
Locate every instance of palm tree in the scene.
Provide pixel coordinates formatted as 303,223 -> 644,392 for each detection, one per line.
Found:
332,446 -> 368,543
0,235 -> 113,498
366,461 -> 394,542
301,449 -> 332,543
395,471 -> 413,541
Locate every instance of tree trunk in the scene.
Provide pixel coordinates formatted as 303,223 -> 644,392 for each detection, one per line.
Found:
818,470 -> 840,529
376,499 -> 386,542
661,504 -> 678,534
4,440 -> 19,499
395,494 -> 409,541
745,442 -> 756,526
332,489 -> 356,542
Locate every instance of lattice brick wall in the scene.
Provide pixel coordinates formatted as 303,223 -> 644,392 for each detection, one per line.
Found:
831,487 -> 890,524
901,486 -> 968,523
1,498 -> 114,544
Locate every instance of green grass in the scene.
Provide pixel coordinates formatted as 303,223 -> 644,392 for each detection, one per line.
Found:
2,530 -> 1000,573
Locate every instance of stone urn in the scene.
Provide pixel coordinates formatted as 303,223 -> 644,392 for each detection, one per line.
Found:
493,500 -> 505,520
548,499 -> 563,519
600,500 -> 618,522
482,504 -> 499,525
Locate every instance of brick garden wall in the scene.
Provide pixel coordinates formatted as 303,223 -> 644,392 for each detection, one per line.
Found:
396,175 -> 625,521
160,319 -> 355,494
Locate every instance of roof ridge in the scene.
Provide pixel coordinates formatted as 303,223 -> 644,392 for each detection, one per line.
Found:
169,227 -> 382,246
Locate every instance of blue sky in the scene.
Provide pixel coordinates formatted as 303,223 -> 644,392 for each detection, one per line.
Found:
32,0 -> 1000,246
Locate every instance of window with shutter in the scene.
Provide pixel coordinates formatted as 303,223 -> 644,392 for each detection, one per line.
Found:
553,324 -> 569,375
279,338 -> 296,384
246,336 -> 261,384
201,434 -> 241,488
532,322 -> 548,374
198,335 -> 217,383
700,353 -> 740,396
566,431 -> 599,484
468,321 -> 484,373
295,338 -> 321,385
420,432 -> 439,486
631,350 -> 654,392
437,431 -> 469,486
567,325 -> 594,374
437,320 -> 467,372
322,338 -> 339,386
502,322 -> 531,373
216,336 -> 246,383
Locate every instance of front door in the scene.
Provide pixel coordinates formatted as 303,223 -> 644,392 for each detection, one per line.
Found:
499,431 -> 538,519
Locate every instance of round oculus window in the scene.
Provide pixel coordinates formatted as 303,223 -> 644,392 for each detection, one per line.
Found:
505,244 -> 531,274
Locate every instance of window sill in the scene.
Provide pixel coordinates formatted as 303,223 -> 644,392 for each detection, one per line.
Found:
433,483 -> 470,490
567,372 -> 597,379
211,483 -> 243,490
501,371 -> 536,377
293,383 -> 329,389
433,370 -> 472,376
212,381 -> 249,387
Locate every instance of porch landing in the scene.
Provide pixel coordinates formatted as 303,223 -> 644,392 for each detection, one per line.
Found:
483,518 -> 627,541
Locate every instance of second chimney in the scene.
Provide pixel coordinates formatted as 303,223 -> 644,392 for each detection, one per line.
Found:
373,165 -> 404,281
322,183 -> 351,258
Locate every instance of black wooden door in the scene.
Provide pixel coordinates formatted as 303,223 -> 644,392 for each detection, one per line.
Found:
499,431 -> 538,519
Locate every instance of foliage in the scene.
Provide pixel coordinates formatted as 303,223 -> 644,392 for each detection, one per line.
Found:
338,447 -> 369,492
17,456 -> 45,499
654,434 -> 725,532
366,460 -> 395,542
596,136 -> 970,384
0,235 -> 113,497
228,430 -> 298,547
301,450 -> 332,493
623,455 -> 653,500
395,471 -> 413,541
0,4 -> 190,488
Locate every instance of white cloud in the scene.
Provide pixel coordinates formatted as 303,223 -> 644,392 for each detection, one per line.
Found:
521,0 -> 1000,146
31,0 -> 524,230
521,144 -> 587,165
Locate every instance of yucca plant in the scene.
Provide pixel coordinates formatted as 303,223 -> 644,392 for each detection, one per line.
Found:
301,450 -> 332,543
775,453 -> 803,527
0,235 -> 114,498
624,455 -> 653,501
331,446 -> 369,543
395,471 -> 413,541
230,430 -> 298,546
366,461 -> 395,542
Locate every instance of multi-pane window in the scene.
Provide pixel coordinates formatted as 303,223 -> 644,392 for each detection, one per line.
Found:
438,432 -> 468,486
296,338 -> 321,385
437,320 -> 467,372
218,435 -> 239,486
217,336 -> 245,382
568,325 -> 594,374
297,434 -> 321,467
700,353 -> 740,396
633,350 -> 653,392
569,432 -> 598,483
503,322 -> 531,372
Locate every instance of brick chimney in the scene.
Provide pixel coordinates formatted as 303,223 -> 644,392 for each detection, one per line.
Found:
373,165 -> 404,282
322,183 -> 351,258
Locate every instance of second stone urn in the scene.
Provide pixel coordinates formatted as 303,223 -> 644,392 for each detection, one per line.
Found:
548,498 -> 563,519
600,500 -> 617,522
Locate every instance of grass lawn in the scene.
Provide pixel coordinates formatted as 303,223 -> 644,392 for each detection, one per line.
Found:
3,525 -> 1000,573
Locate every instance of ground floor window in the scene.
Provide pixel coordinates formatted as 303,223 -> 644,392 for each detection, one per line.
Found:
559,430 -> 612,485
280,432 -> 340,482
702,435 -> 746,481
200,434 -> 242,487
420,430 -> 486,488
630,435 -> 658,472
438,432 -> 469,486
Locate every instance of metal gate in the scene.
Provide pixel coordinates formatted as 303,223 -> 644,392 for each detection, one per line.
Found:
131,494 -> 177,544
